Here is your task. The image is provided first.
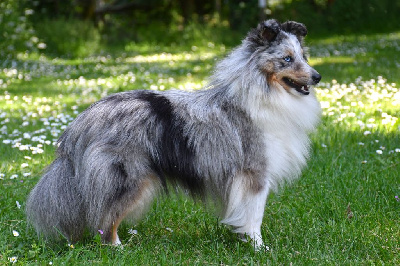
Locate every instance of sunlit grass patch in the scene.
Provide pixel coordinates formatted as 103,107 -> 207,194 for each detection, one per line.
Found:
309,31 -> 400,84
310,56 -> 355,66
317,77 -> 399,132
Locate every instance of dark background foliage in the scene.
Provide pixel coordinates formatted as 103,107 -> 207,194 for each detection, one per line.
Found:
1,0 -> 400,57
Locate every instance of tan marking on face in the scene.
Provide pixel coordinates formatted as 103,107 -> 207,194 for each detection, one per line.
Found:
266,72 -> 285,92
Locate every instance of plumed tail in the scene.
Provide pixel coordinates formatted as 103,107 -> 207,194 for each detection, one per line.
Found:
26,157 -> 85,242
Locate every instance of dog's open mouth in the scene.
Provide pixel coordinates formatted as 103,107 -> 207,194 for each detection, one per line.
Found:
282,77 -> 309,95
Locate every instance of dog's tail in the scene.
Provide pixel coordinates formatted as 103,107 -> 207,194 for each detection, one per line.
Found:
26,156 -> 85,242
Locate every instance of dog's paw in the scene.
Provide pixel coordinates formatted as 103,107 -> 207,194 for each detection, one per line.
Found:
255,243 -> 270,252
112,235 -> 122,246
238,233 -> 249,243
253,238 -> 270,252
237,233 -> 270,251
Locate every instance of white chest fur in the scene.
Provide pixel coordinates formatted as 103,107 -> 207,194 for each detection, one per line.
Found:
250,88 -> 321,190
263,127 -> 310,189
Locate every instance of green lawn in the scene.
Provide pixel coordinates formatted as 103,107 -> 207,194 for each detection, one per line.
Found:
1,31 -> 399,264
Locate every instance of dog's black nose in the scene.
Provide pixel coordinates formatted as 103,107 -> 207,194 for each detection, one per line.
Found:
312,73 -> 322,84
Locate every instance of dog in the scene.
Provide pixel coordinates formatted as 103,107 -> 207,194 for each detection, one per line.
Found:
26,19 -> 321,250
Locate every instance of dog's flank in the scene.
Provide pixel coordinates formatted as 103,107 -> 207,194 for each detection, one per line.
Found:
26,19 -> 321,249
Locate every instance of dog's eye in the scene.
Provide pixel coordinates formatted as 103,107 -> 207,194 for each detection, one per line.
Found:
283,56 -> 293,62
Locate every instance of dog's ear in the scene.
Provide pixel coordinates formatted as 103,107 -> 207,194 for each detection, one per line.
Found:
259,19 -> 281,42
281,21 -> 307,41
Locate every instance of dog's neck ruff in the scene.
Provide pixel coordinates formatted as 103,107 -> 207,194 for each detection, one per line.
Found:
208,39 -> 321,189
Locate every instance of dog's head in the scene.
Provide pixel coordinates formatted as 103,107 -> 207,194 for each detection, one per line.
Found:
246,19 -> 321,96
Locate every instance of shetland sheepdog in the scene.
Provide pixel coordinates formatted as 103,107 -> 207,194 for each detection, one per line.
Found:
27,19 -> 321,250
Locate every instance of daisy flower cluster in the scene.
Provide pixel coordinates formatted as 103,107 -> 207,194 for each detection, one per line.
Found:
0,93 -> 76,181
314,75 -> 400,205
317,76 -> 399,132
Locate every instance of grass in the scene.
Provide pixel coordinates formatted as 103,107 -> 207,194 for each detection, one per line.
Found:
1,30 -> 400,264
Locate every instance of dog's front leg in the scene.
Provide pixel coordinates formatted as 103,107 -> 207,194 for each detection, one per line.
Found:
222,177 -> 270,251
240,187 -> 269,251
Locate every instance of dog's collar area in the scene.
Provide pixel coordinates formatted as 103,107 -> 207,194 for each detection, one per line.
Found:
282,77 -> 310,95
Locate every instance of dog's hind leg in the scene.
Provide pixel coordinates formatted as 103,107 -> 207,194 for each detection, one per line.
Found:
81,146 -> 160,244
97,171 -> 159,245
110,176 -> 158,245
